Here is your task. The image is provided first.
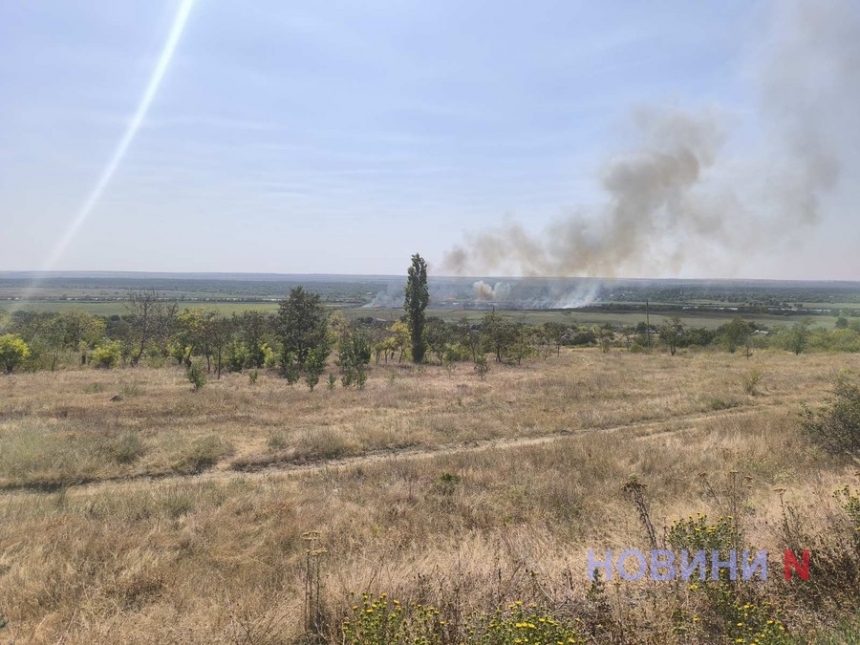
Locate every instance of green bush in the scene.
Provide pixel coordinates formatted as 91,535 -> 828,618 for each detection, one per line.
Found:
92,341 -> 121,369
186,361 -> 207,390
0,334 -> 30,373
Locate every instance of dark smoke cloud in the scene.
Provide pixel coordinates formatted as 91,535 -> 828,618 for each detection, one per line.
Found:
443,0 -> 860,278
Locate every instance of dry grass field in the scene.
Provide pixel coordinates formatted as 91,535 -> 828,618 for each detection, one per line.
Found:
2,349 -> 860,644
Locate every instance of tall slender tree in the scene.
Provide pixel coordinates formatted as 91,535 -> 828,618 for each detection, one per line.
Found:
404,253 -> 429,363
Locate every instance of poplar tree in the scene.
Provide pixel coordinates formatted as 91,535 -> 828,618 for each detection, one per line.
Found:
404,253 -> 429,363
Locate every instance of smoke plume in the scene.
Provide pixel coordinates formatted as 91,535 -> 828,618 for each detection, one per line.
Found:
443,0 -> 860,277
473,280 -> 512,301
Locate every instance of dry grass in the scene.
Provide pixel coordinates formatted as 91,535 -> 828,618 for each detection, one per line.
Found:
0,348 -> 859,643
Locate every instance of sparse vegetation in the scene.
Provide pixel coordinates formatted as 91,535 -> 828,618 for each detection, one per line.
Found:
2,327 -> 860,643
802,373 -> 860,456
742,365 -> 765,395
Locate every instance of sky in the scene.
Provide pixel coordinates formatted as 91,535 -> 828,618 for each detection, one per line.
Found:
1,0 -> 858,279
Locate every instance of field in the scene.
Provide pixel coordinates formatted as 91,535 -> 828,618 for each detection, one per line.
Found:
2,348 -> 860,643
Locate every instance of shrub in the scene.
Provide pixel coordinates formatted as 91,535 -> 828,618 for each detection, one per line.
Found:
742,365 -> 764,395
338,330 -> 372,389
474,354 -> 490,380
802,374 -> 860,456
0,334 -> 30,373
186,361 -> 207,390
92,341 -> 121,369
110,432 -> 145,464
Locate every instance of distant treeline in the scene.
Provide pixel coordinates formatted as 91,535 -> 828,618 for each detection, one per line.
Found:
2,289 -> 860,379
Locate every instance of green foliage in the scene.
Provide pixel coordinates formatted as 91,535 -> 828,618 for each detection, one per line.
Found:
404,253 -> 429,363
56,310 -> 106,349
659,317 -> 684,355
237,310 -> 272,368
474,353 -> 490,380
186,361 -> 207,390
802,374 -> 860,455
0,333 -> 30,373
787,320 -> 812,355
304,346 -> 328,391
225,339 -> 247,372
337,329 -> 372,389
593,324 -> 613,354
282,352 -> 301,386
277,286 -> 331,374
667,513 -> 738,555
480,311 -> 517,363
91,341 -> 121,369
442,342 -> 471,363
719,318 -> 754,354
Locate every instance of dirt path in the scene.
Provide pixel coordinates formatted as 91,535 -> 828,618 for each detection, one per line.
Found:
0,404 -> 767,499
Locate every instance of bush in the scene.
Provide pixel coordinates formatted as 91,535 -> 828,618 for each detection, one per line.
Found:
802,374 -> 860,456
0,333 -> 30,373
92,341 -> 121,369
110,432 -> 145,464
741,365 -> 764,395
186,361 -> 207,390
474,354 -> 490,380
338,330 -> 372,389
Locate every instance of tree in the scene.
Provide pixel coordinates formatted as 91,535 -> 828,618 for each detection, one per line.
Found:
57,310 -> 106,351
125,291 -> 177,366
337,328 -> 372,389
276,287 -> 331,379
208,315 -> 234,379
788,319 -> 812,355
594,325 -> 613,354
720,318 -> 753,354
481,311 -> 517,363
0,333 -> 30,373
238,310 -> 272,368
404,253 -> 429,363
425,317 -> 452,363
659,317 -> 684,356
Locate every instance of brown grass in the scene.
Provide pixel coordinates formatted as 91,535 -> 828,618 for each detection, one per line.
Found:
0,348 -> 858,643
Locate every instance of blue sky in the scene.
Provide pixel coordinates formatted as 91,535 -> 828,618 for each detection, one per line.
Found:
1,1 -> 857,278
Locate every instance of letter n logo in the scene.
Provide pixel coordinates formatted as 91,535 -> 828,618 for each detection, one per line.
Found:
784,550 -> 810,581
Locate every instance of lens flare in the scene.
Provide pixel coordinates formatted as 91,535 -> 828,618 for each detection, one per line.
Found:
11,0 -> 195,313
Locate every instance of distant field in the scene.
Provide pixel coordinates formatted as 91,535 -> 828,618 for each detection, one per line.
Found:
1,299 -> 842,330
0,300 -> 283,316
365,306 -> 837,330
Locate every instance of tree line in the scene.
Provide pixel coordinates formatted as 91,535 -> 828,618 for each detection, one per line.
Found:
2,254 -> 860,379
